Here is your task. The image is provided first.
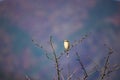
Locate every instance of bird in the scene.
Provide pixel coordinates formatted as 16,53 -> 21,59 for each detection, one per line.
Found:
64,40 -> 70,57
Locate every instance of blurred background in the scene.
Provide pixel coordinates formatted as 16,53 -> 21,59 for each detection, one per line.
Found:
0,0 -> 120,80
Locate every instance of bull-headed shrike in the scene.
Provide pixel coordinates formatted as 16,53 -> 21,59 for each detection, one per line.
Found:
64,40 -> 70,57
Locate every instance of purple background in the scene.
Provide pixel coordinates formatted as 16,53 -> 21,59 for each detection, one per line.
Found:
0,0 -> 120,80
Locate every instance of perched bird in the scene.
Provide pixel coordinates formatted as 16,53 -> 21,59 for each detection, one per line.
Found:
64,40 -> 70,57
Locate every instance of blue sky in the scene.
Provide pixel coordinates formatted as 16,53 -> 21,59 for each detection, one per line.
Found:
0,0 -> 120,80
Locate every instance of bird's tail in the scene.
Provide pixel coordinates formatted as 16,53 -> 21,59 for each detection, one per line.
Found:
64,50 -> 69,58
66,52 -> 69,58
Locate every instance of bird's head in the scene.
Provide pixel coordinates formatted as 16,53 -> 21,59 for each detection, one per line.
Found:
64,40 -> 69,42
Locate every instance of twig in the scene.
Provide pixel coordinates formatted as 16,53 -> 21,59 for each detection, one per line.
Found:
32,39 -> 53,61
99,44 -> 113,80
50,36 -> 61,80
112,64 -> 120,71
25,75 -> 31,80
67,68 -> 77,80
70,32 -> 91,50
106,64 -> 120,77
58,34 -> 89,59
87,55 -> 100,71
76,52 -> 88,80
61,72 -> 65,80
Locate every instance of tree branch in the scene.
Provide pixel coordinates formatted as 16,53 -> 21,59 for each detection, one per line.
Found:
99,44 -> 113,80
76,52 -> 88,80
32,39 -> 53,61
50,36 -> 60,80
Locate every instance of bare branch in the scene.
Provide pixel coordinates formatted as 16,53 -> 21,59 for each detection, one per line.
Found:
25,75 -> 31,80
99,44 -> 114,80
71,34 -> 88,50
106,64 -> 120,77
50,36 -> 61,80
76,52 -> 88,80
67,68 -> 77,80
87,55 -> 100,71
32,39 -> 54,61
112,64 -> 120,71
61,72 -> 65,80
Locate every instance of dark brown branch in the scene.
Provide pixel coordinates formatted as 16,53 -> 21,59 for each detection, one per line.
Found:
106,64 -> 120,76
50,36 -> 60,80
32,39 -> 53,61
100,44 -> 113,80
87,55 -> 100,71
71,34 -> 88,50
76,52 -> 88,80
67,68 -> 77,80
112,64 -> 120,71
25,75 -> 31,80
